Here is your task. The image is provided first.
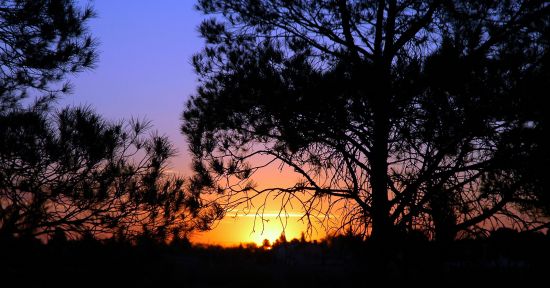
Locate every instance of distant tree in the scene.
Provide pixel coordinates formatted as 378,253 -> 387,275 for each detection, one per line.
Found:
183,0 -> 549,243
273,232 -> 287,247
244,242 -> 258,250
262,238 -> 271,249
0,0 -> 97,111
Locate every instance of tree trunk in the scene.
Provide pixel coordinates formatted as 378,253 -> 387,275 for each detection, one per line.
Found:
369,68 -> 392,243
366,69 -> 394,278
430,187 -> 457,242
370,134 -> 391,242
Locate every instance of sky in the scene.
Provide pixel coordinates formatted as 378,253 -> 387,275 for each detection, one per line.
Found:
65,0 -> 324,246
64,0 -> 200,174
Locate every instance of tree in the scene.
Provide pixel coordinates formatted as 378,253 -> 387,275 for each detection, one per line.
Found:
273,232 -> 287,247
183,0 -> 549,243
0,0 -> 221,242
0,106 -> 221,241
262,238 -> 271,249
0,0 -> 97,111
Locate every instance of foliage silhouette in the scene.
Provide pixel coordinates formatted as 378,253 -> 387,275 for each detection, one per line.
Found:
0,0 -> 221,242
0,0 -> 97,112
183,0 -> 549,243
2,230 -> 550,287
0,106 -> 220,241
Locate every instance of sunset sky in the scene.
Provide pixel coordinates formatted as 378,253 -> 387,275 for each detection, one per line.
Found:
66,0 -> 324,246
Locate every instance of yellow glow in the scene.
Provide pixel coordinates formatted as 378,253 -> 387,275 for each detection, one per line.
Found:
190,158 -> 329,246
191,211 -> 323,246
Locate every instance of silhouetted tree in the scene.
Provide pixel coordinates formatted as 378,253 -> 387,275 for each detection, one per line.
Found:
0,106 -> 221,241
183,0 -> 549,243
262,238 -> 271,249
273,232 -> 287,247
0,1 -> 221,242
491,49 -> 549,225
0,0 -> 96,111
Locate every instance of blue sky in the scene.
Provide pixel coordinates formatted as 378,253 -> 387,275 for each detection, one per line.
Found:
63,0 -> 205,173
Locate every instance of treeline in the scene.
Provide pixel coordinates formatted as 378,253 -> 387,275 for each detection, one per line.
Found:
2,229 -> 549,287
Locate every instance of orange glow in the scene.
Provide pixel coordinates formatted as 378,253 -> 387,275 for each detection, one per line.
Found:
190,155 -> 331,247
191,173 -> 326,245
191,210 -> 325,246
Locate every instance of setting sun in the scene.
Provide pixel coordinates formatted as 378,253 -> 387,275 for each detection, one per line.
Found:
246,214 -> 302,246
192,211 -> 322,246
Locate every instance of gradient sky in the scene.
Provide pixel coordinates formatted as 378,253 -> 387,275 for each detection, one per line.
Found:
64,0 -> 201,173
65,0 -> 324,246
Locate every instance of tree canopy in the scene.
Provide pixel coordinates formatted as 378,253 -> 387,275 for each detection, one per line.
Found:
0,0 -> 97,111
0,107 -> 220,240
1,105 -> 226,241
0,0 -> 221,242
183,0 -> 549,242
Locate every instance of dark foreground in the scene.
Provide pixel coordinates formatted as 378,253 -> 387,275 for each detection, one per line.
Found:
2,232 -> 550,288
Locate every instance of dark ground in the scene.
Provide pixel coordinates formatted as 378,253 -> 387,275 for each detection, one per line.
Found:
2,231 -> 549,287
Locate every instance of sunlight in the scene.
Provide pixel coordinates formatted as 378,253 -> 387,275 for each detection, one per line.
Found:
191,210 -> 320,246
239,212 -> 304,246
249,224 -> 287,246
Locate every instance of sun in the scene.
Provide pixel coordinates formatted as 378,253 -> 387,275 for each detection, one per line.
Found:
249,226 -> 286,246
191,210 -> 324,247
244,214 -> 309,246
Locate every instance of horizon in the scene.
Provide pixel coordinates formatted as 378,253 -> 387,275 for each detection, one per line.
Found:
64,0 -> 322,246
2,1 -> 548,286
